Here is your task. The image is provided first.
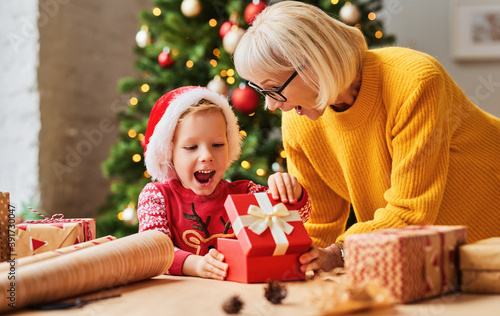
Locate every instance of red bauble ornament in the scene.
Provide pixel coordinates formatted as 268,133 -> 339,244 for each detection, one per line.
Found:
244,0 -> 268,26
231,85 -> 260,115
158,51 -> 174,68
219,21 -> 233,39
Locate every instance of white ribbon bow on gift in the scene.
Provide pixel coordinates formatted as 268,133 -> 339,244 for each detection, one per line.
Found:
232,193 -> 302,256
247,203 -> 294,235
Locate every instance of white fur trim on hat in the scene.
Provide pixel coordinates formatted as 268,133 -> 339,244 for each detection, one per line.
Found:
145,87 -> 242,182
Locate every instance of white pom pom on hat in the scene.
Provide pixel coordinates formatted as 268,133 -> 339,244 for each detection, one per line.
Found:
144,86 -> 242,182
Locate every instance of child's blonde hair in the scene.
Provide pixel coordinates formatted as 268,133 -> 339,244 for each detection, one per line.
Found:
178,99 -> 224,123
234,1 -> 367,112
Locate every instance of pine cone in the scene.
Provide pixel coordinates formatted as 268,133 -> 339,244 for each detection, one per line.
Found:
222,295 -> 244,314
264,280 -> 287,304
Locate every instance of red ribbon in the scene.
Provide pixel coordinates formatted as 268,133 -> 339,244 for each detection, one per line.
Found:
27,206 -> 65,222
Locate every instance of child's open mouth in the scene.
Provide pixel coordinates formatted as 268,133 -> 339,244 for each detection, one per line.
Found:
194,170 -> 215,184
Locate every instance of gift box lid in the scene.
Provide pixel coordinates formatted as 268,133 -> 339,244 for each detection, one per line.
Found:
224,192 -> 311,257
460,237 -> 500,270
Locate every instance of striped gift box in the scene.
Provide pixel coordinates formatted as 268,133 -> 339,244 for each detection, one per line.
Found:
345,225 -> 466,303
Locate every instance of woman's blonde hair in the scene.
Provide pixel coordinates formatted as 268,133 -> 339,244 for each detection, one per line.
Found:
234,1 -> 367,111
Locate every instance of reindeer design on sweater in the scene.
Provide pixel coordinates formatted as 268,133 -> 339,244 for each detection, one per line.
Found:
182,203 -> 235,255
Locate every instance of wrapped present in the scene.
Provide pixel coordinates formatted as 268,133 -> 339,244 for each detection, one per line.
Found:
14,210 -> 96,258
217,192 -> 312,283
345,225 -> 467,304
460,237 -> 500,294
0,192 -> 12,262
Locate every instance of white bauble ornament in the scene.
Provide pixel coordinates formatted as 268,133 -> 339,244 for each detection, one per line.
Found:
135,26 -> 150,48
223,27 -> 245,55
207,76 -> 229,96
181,0 -> 202,18
122,204 -> 138,225
339,4 -> 361,25
272,162 -> 285,172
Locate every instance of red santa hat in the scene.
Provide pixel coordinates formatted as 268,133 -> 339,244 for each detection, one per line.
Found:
144,86 -> 242,182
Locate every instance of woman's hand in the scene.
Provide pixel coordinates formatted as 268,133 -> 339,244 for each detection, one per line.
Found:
299,245 -> 343,275
183,248 -> 228,280
268,172 -> 303,204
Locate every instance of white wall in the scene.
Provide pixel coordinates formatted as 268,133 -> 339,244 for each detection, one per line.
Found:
0,0 -> 40,210
381,0 -> 500,117
37,0 -> 150,218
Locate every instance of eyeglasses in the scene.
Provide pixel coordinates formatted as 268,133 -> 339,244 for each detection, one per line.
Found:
247,70 -> 299,102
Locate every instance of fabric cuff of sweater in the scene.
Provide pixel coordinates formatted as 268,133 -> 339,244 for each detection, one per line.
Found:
169,250 -> 193,275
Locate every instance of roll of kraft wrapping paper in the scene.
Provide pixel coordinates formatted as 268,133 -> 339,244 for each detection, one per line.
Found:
0,230 -> 174,313
0,235 -> 117,273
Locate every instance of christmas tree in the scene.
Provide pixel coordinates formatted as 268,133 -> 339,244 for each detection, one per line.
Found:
99,0 -> 394,237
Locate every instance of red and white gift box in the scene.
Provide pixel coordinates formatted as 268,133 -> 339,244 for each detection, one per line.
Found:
345,225 -> 467,303
217,192 -> 312,283
15,213 -> 96,258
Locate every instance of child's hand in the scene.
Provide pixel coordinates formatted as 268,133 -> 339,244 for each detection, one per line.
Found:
186,248 -> 228,280
267,172 -> 303,204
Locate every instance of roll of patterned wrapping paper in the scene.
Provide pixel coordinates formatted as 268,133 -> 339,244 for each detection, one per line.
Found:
0,230 -> 174,313
0,235 -> 116,273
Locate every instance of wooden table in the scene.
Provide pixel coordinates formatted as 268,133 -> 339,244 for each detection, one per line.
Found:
10,275 -> 500,316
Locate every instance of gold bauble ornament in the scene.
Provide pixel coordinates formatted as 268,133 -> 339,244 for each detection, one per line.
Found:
339,3 -> 361,25
207,76 -> 230,96
181,0 -> 202,18
223,27 -> 245,55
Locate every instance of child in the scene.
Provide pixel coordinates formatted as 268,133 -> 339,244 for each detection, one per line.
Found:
138,86 -> 311,280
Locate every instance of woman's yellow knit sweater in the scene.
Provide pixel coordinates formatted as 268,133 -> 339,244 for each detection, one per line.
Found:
282,47 -> 500,246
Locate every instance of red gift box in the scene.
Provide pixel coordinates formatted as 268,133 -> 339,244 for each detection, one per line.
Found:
218,192 -> 312,283
345,225 -> 467,303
